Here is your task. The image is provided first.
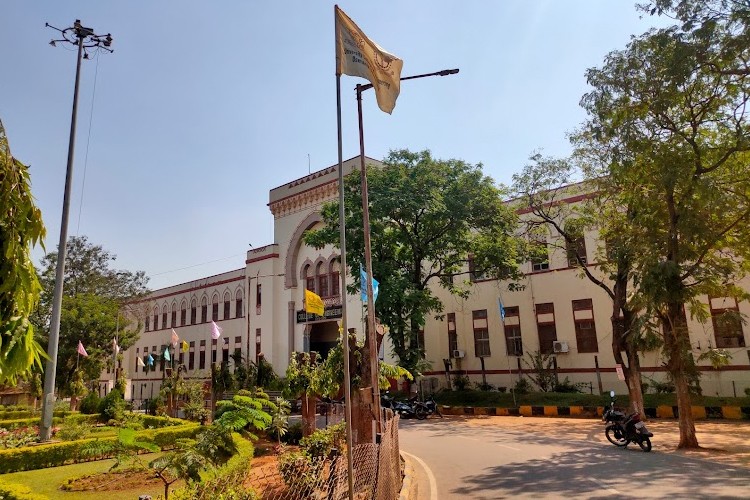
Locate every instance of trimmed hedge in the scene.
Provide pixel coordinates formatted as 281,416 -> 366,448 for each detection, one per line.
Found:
0,478 -> 48,500
0,423 -> 200,473
0,410 -> 68,421
140,415 -> 185,428
0,414 -> 100,430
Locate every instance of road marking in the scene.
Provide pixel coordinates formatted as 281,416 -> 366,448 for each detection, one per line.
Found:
587,477 -> 621,495
401,450 -> 438,500
456,435 -> 521,451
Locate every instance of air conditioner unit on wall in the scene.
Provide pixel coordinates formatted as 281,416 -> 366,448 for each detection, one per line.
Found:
553,341 -> 569,353
452,349 -> 465,358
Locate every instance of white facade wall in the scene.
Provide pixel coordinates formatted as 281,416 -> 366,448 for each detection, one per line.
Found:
107,157 -> 750,398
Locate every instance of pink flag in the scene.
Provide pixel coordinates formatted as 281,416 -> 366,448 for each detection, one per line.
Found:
171,329 -> 179,347
77,341 -> 89,357
211,321 -> 222,340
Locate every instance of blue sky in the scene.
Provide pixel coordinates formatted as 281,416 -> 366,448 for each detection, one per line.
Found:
2,1 -> 670,290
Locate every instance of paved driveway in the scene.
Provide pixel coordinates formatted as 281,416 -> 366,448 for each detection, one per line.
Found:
399,416 -> 750,499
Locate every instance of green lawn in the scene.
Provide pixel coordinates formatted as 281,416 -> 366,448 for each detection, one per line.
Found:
1,454 -> 174,500
433,390 -> 750,408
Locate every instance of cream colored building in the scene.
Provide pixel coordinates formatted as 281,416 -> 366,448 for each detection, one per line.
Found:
105,156 -> 750,399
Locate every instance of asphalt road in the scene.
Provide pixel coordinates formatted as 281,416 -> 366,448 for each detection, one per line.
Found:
398,416 -> 750,499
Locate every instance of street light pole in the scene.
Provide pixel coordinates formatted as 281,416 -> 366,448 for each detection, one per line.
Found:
355,68 -> 459,435
40,20 -> 112,441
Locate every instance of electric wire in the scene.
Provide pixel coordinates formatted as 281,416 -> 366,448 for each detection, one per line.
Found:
75,50 -> 100,235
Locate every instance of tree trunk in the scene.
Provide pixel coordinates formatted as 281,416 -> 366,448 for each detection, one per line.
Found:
625,348 -> 645,417
663,305 -> 700,449
673,369 -> 699,448
300,394 -> 317,437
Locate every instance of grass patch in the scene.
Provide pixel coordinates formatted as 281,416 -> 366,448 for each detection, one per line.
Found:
2,454 -> 168,500
434,390 -> 750,408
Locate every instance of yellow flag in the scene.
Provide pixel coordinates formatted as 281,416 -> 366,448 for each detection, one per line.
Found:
181,340 -> 189,353
335,5 -> 403,114
305,289 -> 325,316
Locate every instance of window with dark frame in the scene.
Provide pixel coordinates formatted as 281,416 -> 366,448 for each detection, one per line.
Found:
222,337 -> 229,364
224,292 -> 231,319
447,313 -> 458,357
212,296 -> 219,322
331,258 -> 341,297
468,255 -> 487,282
188,341 -> 195,370
190,299 -> 197,325
566,235 -> 587,267
135,347 -> 140,373
162,306 -> 168,330
572,299 -> 598,353
145,316 -> 150,332
472,309 -> 491,357
199,340 -> 206,369
180,303 -> 186,326
531,240 -> 550,272
535,302 -> 557,354
256,283 -> 262,314
317,262 -> 329,297
235,291 -> 243,318
201,297 -> 208,323
710,297 -> 746,348
503,306 -> 523,356
153,308 -> 159,331
171,307 -> 177,328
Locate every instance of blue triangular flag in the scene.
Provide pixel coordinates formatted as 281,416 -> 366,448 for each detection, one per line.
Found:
360,265 -> 379,304
147,353 -> 154,366
163,347 -> 171,362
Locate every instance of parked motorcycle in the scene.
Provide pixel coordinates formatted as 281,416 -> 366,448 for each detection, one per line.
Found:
420,394 -> 443,418
381,392 -> 427,420
603,390 -> 653,452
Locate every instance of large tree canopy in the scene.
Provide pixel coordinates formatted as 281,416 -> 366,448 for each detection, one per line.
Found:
305,149 -> 527,373
33,236 -> 149,392
580,15 -> 750,448
0,119 -> 46,383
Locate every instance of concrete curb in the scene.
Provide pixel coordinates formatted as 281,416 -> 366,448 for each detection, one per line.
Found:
399,453 -> 418,500
439,404 -> 750,420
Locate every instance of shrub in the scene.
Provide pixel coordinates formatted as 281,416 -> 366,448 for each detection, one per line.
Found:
283,421 -> 303,445
497,387 -> 507,393
553,377 -> 583,394
745,387 -> 750,397
278,451 -> 319,497
512,377 -> 532,395
79,392 -> 101,414
474,381 -> 496,392
98,389 -> 126,422
452,375 -> 470,391
299,422 -> 345,458
140,415 -> 185,429
0,478 -> 48,500
0,426 -> 38,449
56,422 -> 92,441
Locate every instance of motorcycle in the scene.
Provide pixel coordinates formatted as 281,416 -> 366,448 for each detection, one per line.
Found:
603,390 -> 653,452
420,394 -> 443,418
381,392 -> 427,420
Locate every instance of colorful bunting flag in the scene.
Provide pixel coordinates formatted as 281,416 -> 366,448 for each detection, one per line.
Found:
77,341 -> 88,357
211,321 -> 222,340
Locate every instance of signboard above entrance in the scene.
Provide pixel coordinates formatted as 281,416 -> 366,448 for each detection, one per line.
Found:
296,305 -> 343,323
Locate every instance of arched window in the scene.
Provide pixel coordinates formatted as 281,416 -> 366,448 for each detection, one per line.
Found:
180,300 -> 187,326
304,264 -> 315,293
145,314 -> 150,332
201,297 -> 208,323
171,301 -> 177,327
330,257 -> 341,296
161,304 -> 168,329
235,289 -> 243,318
316,262 -> 328,297
190,298 -> 197,325
212,294 -> 219,322
153,306 -> 159,330
223,291 -> 231,319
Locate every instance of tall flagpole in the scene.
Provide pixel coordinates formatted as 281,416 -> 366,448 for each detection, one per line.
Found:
356,84 -> 382,436
335,6 -> 355,496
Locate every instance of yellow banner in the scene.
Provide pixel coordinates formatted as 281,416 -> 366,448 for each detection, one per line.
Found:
305,289 -> 325,316
181,340 -> 189,353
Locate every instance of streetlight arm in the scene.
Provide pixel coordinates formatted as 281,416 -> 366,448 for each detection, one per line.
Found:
356,68 -> 459,93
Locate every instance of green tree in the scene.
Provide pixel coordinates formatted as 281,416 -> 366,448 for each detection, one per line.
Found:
305,149 -> 527,376
580,20 -> 750,448
512,153 -> 650,416
32,236 -> 148,393
215,389 -> 273,439
0,119 -> 46,383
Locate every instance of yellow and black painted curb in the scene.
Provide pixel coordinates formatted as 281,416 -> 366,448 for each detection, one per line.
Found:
439,405 -> 750,420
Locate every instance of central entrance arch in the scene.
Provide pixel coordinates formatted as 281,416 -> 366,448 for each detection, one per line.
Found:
308,321 -> 339,359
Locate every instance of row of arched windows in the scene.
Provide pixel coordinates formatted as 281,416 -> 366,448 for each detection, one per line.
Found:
303,257 -> 340,298
145,289 -> 243,332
